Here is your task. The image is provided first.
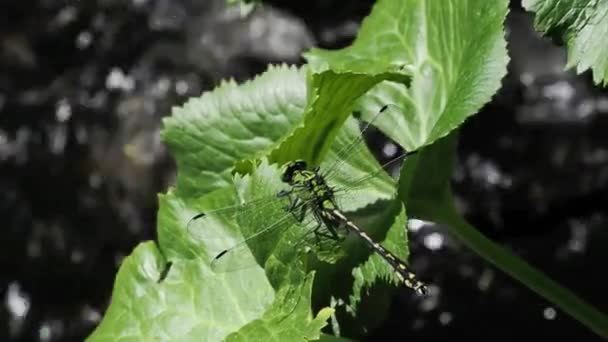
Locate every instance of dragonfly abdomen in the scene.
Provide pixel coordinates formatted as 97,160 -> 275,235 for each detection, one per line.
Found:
329,209 -> 428,296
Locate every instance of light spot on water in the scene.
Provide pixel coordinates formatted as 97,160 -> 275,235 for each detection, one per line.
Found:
466,154 -> 512,188
88,173 -> 102,188
411,318 -> 425,330
542,80 -> 574,102
55,6 -> 77,26
82,305 -> 102,323
38,320 -> 63,342
153,77 -> 171,96
48,125 -> 67,155
408,219 -> 430,233
106,68 -> 134,92
76,31 -> 93,49
39,324 -> 51,341
567,219 -> 588,254
382,142 -> 398,158
576,99 -> 595,120
477,268 -> 494,292
132,0 -> 149,7
27,239 -> 41,258
597,97 -> 608,112
0,129 -> 8,160
423,232 -> 444,251
543,307 -> 557,320
55,99 -> 72,122
71,249 -> 84,264
5,282 -> 29,318
175,80 -> 189,95
439,311 -> 453,325
520,72 -> 534,86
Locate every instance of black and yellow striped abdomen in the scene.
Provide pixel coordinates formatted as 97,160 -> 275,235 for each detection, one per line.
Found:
329,209 -> 428,295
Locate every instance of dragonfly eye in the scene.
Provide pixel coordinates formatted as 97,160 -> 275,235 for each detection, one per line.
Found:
281,160 -> 308,183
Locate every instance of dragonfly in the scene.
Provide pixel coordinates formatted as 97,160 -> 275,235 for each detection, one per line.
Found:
187,105 -> 428,296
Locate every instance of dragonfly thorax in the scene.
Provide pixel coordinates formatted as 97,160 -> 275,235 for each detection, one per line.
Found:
281,160 -> 308,184
281,159 -> 336,210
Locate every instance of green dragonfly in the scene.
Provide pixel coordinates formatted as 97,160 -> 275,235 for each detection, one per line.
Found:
187,105 -> 428,296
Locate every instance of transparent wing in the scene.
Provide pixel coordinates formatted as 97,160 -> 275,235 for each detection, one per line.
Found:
184,187 -> 294,270
209,198 -> 323,273
336,149 -> 417,193
314,105 -> 418,212
321,105 -> 396,183
326,149 -> 417,218
186,192 -> 284,239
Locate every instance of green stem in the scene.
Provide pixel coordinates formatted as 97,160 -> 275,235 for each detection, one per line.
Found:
439,200 -> 608,339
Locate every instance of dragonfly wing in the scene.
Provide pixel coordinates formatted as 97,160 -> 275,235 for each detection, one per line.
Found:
209,199 -> 321,273
320,122 -> 397,212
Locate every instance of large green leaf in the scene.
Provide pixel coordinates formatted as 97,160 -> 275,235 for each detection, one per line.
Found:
524,0 -> 608,86
269,72 -> 398,168
85,238 -> 273,341
161,63 -> 395,207
226,274 -> 333,342
87,172 -> 332,341
351,0 -> 509,150
274,0 -> 436,167
161,65 -> 307,198
296,0 -> 509,332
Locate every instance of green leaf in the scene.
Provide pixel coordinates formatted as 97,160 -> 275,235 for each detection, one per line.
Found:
160,63 -> 394,209
226,274 -> 333,342
524,0 -> 608,86
275,0 -> 430,169
230,160 -> 310,289
88,180 -> 332,341
353,0 -> 510,150
85,240 -> 274,341
87,190 -> 276,341
270,71 -> 395,168
161,64 -> 307,198
399,132 -> 608,340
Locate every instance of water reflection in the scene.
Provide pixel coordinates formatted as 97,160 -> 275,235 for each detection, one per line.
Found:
423,232 -> 445,251
543,307 -> 557,320
5,282 -> 29,337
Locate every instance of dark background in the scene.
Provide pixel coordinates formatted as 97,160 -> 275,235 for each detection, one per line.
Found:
1,0 -> 607,341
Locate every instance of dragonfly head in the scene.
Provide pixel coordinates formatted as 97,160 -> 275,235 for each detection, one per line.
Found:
281,159 -> 308,184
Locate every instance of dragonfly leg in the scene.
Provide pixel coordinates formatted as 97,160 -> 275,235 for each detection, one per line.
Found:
283,194 -> 298,211
313,214 -> 341,241
277,189 -> 292,198
322,217 -> 342,241
294,201 -> 308,222
313,227 -> 340,241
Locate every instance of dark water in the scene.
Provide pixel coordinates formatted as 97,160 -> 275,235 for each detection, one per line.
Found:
1,1 -> 607,341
